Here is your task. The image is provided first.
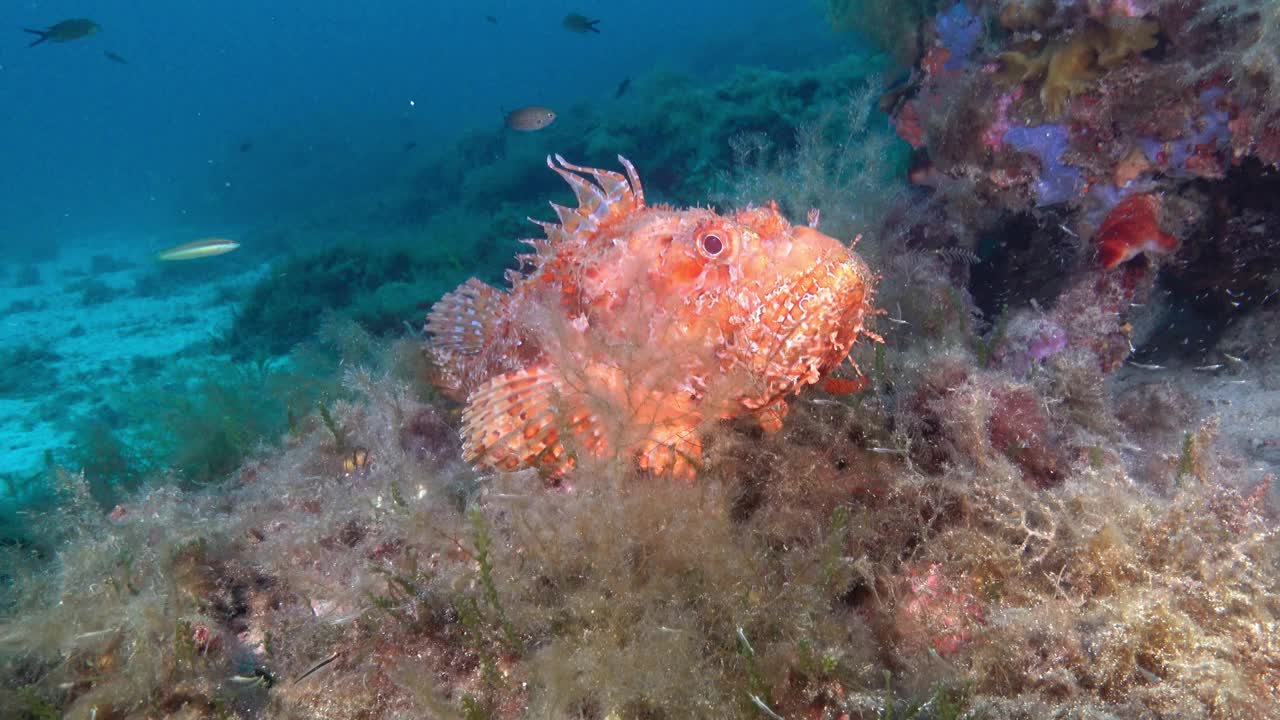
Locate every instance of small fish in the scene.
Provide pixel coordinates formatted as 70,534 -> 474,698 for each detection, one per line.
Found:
24,19 -> 101,47
103,50 -> 127,64
295,651 -> 341,684
1127,361 -> 1166,370
229,667 -> 276,689
1193,364 -> 1223,372
342,447 -> 372,476
614,76 -> 631,98
156,238 -> 240,261
485,15 -> 498,24
402,141 -> 418,153
805,398 -> 847,408
504,105 -> 557,132
562,13 -> 601,34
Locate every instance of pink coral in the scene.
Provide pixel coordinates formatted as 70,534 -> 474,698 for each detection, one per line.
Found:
893,562 -> 985,657
990,384 -> 1064,487
983,87 -> 1025,150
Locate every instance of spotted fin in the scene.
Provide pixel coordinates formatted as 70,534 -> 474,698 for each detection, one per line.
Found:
462,365 -> 600,477
425,278 -> 507,354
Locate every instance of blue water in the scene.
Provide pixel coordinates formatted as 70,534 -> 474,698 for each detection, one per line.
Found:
1,1 -> 841,247
0,0 -> 856,505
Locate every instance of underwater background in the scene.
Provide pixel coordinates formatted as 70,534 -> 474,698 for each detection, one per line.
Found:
1,0 -> 1279,718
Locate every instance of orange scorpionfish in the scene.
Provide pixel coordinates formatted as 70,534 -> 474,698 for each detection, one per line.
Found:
426,155 -> 878,479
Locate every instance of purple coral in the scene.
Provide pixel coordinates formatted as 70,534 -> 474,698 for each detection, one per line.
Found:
1028,322 -> 1068,362
995,315 -> 1069,376
1004,124 -> 1084,206
1138,88 -> 1232,176
936,3 -> 981,71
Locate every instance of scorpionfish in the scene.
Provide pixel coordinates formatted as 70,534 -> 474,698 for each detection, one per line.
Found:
426,155 -> 878,479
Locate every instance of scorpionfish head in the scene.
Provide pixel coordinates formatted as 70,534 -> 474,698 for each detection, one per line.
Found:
636,202 -> 877,410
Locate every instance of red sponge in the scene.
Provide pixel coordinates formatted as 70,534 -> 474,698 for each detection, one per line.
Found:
1097,193 -> 1178,270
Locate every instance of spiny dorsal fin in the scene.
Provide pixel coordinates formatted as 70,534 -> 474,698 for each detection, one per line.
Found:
542,155 -> 645,233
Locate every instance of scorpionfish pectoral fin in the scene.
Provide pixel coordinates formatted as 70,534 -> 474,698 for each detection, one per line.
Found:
426,278 -> 507,355
462,365 -> 581,478
460,361 -> 707,480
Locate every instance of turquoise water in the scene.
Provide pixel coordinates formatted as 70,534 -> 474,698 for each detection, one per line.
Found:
2,2 -> 837,244
0,1 -> 847,495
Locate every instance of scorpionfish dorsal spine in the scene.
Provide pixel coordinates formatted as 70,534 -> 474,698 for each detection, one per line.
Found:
426,155 -> 878,479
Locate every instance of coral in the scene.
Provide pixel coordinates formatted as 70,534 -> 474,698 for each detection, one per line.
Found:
1195,0 -> 1280,165
998,0 -> 1055,31
998,16 -> 1160,118
1040,35 -> 1102,117
1002,124 -> 1084,205
1112,144 -> 1154,186
1135,87 -> 1233,179
935,3 -> 983,71
990,313 -> 1069,377
0,473 -> 269,719
891,562 -> 985,657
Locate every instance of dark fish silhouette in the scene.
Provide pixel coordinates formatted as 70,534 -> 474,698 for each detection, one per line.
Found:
562,13 -> 600,34
104,50 -> 128,64
503,106 -> 557,131
239,141 -> 253,153
402,141 -> 418,153
485,15 -> 498,24
615,77 -> 631,98
24,18 -> 101,47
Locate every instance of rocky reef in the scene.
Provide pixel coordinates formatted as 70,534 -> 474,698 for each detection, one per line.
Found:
2,2 -> 1280,718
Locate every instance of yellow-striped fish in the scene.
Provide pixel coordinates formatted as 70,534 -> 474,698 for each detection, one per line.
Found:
156,238 -> 240,261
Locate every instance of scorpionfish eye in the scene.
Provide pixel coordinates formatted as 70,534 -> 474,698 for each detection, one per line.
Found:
697,231 -> 726,258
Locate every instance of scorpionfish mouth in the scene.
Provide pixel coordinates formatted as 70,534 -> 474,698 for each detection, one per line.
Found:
734,225 -> 877,407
